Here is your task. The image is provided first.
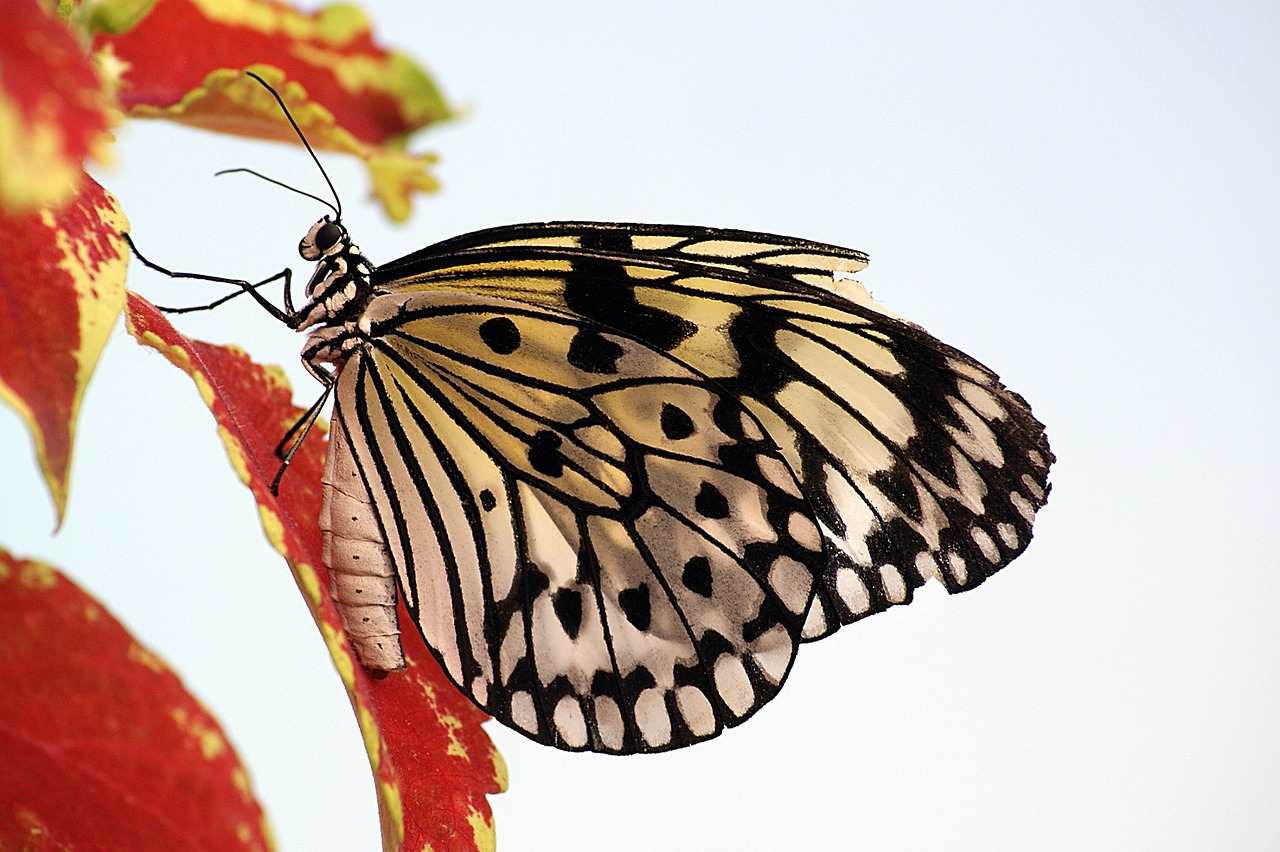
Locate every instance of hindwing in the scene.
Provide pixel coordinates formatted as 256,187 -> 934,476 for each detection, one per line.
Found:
335,290 -> 824,752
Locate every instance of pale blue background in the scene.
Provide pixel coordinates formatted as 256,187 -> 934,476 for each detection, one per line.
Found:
3,1 -> 1277,849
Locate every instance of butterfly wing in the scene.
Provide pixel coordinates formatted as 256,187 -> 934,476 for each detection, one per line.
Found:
374,223 -> 1053,641
333,290 -> 824,753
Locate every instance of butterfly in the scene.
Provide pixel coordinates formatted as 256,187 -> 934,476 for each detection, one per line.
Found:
129,76 -> 1052,755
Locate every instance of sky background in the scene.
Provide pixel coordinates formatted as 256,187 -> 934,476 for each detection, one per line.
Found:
4,1 -> 1278,849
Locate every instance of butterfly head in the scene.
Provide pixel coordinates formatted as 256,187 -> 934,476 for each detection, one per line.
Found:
300,216 -> 350,261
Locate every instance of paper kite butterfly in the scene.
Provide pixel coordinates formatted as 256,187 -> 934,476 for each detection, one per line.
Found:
127,75 -> 1052,755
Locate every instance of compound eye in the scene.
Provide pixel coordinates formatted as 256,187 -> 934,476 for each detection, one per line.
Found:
315,221 -> 344,252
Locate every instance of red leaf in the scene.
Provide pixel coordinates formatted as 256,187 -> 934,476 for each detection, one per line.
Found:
0,175 -> 128,524
99,0 -> 448,143
0,0 -> 115,213
124,294 -> 505,852
93,0 -> 451,220
0,548 -> 272,851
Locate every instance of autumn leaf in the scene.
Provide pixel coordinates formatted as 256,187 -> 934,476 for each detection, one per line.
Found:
95,0 -> 452,221
0,0 -> 115,213
0,548 -> 273,851
0,176 -> 129,525
125,293 -> 506,852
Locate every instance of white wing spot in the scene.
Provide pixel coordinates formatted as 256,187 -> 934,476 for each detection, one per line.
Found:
510,691 -> 538,734
787,511 -> 823,552
681,238 -> 772,258
959,380 -> 1005,419
499,614 -> 527,682
946,552 -> 968,585
1021,473 -> 1046,502
879,564 -> 907,603
675,686 -> 717,737
971,526 -> 1000,562
630,234 -> 685,250
635,688 -> 672,748
750,625 -> 792,685
915,551 -> 941,583
768,556 -> 813,614
947,357 -> 990,383
470,676 -> 489,707
945,414 -> 1004,468
714,655 -> 755,718
997,522 -> 1020,549
835,566 -> 871,614
739,412 -> 764,441
594,696 -> 625,751
822,483 -> 875,565
757,454 -> 800,496
949,446 -> 989,512
1010,491 -> 1036,523
801,603 -> 828,639
553,696 -> 588,748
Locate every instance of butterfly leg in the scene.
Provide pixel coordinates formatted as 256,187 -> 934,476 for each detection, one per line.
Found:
270,380 -> 334,495
122,232 -> 293,324
150,277 -> 287,315
274,383 -> 332,456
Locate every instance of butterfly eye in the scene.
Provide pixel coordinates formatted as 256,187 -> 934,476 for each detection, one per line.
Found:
315,221 -> 344,252
300,219 -> 347,260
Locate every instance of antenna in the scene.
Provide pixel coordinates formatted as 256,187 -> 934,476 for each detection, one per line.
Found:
246,70 -> 343,220
214,168 -> 340,218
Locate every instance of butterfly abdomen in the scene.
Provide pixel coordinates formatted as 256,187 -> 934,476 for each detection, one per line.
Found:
320,413 -> 405,671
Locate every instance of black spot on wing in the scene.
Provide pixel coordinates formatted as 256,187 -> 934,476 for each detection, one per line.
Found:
711,397 -> 748,440
694,482 -> 730,519
622,664 -> 657,694
562,248 -> 696,352
553,588 -> 584,639
479,488 -> 497,511
529,430 -> 565,477
567,328 -> 624,374
698,629 -> 735,659
681,556 -> 713,597
479,316 -> 520,354
618,584 -> 652,631
726,304 -> 788,395
590,670 -> 618,699
660,403 -> 696,440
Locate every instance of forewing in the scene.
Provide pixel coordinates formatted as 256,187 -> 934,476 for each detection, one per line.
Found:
729,294 -> 1053,638
335,291 -> 823,753
372,222 -> 1053,640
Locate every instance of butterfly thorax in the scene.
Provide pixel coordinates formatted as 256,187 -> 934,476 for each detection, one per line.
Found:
295,217 -> 377,367
294,217 -> 375,327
